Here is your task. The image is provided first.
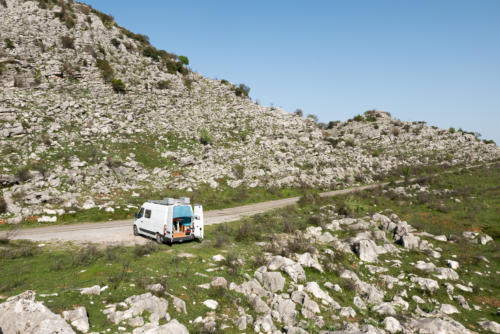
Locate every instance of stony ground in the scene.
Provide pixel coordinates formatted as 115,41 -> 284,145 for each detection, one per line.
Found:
0,164 -> 498,333
0,0 -> 498,226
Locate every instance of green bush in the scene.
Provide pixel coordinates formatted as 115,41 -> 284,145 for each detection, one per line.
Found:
220,79 -> 229,85
143,46 -> 160,61
110,78 -> 126,93
156,80 -> 170,90
353,114 -> 364,122
233,83 -> 250,97
4,38 -> 14,49
15,167 -> 31,182
178,55 -> 189,65
449,127 -> 456,134
96,58 -> 113,82
199,129 -> 213,145
344,138 -> 355,147
111,38 -> 120,48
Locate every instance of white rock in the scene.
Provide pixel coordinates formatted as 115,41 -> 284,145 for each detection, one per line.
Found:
81,285 -> 101,295
383,316 -> 402,333
63,306 -> 89,333
203,299 -> 218,310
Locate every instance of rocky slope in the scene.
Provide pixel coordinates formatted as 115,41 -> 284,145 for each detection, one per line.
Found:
1,171 -> 499,333
0,0 -> 498,223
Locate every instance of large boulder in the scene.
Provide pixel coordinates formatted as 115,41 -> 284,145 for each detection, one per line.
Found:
262,271 -> 285,293
352,239 -> 379,262
409,317 -> 472,334
0,291 -> 75,334
63,306 -> 89,333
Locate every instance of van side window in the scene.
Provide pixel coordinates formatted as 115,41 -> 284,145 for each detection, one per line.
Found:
145,209 -> 152,219
137,208 -> 144,218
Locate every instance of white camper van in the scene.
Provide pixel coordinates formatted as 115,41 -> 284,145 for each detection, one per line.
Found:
133,197 -> 204,243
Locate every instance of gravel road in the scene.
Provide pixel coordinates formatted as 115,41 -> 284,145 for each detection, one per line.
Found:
1,182 -> 388,244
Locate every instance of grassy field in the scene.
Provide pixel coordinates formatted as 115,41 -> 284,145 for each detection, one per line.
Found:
0,163 -> 498,332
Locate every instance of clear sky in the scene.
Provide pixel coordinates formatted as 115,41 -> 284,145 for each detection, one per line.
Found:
82,0 -> 499,143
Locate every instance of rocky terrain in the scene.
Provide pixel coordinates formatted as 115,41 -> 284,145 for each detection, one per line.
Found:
0,164 -> 499,333
0,0 -> 498,225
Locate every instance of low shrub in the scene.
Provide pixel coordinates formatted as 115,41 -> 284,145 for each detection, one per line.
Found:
111,78 -> 126,93
134,241 -> 159,257
4,38 -> 14,49
0,243 -> 36,260
344,138 -> 355,147
13,75 -> 25,88
156,80 -> 170,90
15,166 -> 31,182
60,35 -> 75,49
392,127 -> 401,136
449,127 -> 456,134
111,38 -> 120,48
199,129 -> 213,145
72,244 -> 101,266
214,234 -> 230,248
224,253 -> 242,276
235,219 -> 262,242
96,58 -> 113,82
353,114 -> 364,122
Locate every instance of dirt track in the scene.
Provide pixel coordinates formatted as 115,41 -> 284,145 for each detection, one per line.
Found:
1,182 -> 388,244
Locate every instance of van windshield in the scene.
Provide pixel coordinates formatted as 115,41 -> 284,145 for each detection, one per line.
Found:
137,207 -> 144,218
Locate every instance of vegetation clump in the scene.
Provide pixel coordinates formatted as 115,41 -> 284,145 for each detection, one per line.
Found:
4,38 -> 14,49
233,83 -> 250,98
60,35 -> 75,49
156,80 -> 170,90
199,129 -> 213,145
95,58 -> 114,82
111,78 -> 126,93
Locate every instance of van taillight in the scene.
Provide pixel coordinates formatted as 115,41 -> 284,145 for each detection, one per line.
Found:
163,225 -> 166,236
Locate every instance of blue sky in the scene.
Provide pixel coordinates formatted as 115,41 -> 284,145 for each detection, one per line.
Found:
82,0 -> 499,143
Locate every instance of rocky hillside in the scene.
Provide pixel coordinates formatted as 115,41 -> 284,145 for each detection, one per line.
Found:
0,0 -> 498,223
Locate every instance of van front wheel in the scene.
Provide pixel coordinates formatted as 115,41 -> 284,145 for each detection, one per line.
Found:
133,225 -> 138,236
156,233 -> 163,244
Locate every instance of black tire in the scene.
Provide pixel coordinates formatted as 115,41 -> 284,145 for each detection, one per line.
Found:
156,233 -> 163,244
133,225 -> 138,236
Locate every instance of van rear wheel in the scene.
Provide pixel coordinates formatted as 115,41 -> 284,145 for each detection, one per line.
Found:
156,233 -> 163,244
133,225 -> 138,236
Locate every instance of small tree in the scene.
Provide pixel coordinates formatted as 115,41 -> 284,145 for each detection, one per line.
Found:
234,83 -> 250,97
178,55 -> 189,65
294,109 -> 303,117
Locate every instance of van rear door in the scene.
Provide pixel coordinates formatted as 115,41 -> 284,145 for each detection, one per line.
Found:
193,204 -> 204,239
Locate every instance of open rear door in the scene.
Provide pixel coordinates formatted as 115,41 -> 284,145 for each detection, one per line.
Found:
193,204 -> 204,239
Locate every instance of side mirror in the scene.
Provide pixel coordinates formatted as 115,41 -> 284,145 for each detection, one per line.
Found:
134,213 -> 138,219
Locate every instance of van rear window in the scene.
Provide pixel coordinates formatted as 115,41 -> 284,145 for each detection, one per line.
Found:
145,209 -> 151,218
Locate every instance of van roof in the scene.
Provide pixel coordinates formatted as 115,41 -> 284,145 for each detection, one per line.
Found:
147,197 -> 190,205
